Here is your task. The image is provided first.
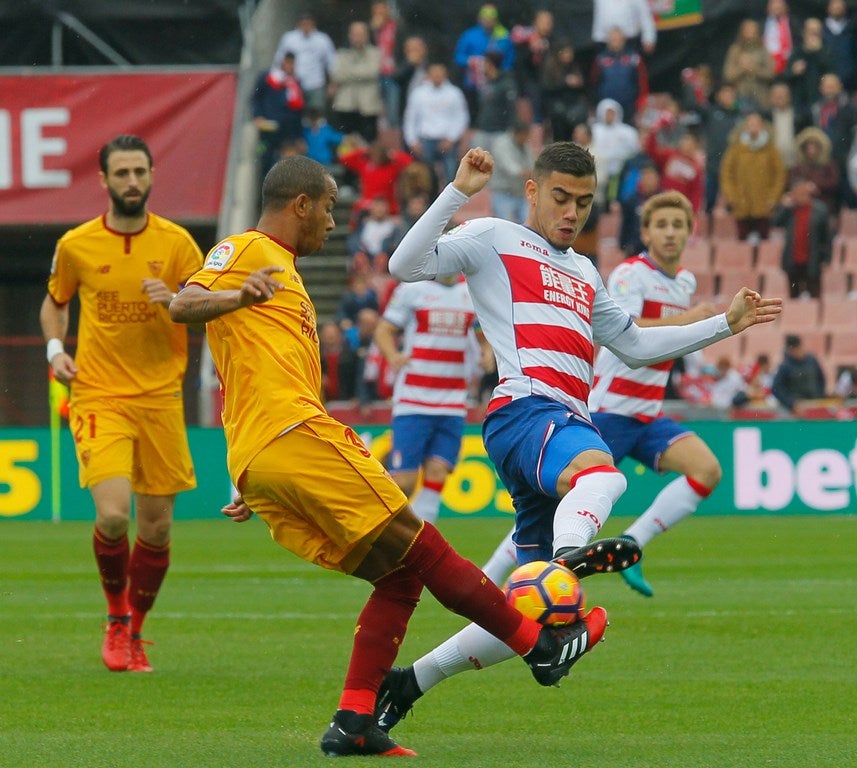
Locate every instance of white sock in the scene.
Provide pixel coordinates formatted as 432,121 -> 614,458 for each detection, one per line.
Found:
411,487 -> 441,523
552,470 -> 627,554
624,476 -> 706,547
412,623 -> 516,693
480,525 -> 517,585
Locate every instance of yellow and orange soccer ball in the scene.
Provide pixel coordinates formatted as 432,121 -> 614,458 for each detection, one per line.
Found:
504,560 -> 585,626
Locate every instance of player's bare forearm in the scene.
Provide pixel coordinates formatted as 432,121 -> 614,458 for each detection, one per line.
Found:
171,266 -> 285,323
170,285 -> 242,323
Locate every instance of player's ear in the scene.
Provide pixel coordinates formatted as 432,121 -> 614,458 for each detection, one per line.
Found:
98,171 -> 107,190
293,192 -> 313,217
524,178 -> 537,205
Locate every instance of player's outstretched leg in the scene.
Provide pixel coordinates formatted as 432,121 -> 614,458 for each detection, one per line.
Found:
553,537 -> 641,578
523,606 -> 608,686
320,710 -> 417,757
618,535 -> 654,596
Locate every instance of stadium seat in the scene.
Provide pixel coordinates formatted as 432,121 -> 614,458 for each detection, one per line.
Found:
778,298 -> 821,330
820,266 -> 851,298
758,268 -> 790,297
692,271 -> 715,302
715,269 -> 759,301
828,331 -> 857,358
820,297 -> 857,330
709,208 -> 738,239
711,238 -> 754,271
742,324 -> 784,362
681,238 -> 712,272
839,236 -> 857,270
837,208 -> 857,237
755,237 -> 784,269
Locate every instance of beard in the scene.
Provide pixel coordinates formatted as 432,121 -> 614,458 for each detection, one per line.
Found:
108,187 -> 150,217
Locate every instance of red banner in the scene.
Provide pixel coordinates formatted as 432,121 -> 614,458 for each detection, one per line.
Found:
0,70 -> 237,225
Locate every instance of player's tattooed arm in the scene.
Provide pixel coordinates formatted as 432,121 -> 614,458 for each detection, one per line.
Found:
170,266 -> 285,323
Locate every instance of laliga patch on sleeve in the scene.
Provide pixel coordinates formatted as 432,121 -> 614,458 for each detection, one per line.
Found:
204,241 -> 235,271
612,277 -> 631,295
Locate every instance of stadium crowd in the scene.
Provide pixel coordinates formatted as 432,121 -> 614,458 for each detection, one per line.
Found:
252,0 -> 857,416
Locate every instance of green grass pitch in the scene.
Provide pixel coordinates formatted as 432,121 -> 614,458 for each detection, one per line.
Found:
1,515 -> 855,767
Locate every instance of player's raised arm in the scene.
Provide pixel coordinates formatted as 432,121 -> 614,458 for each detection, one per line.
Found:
170,266 -> 285,324
389,149 -> 494,283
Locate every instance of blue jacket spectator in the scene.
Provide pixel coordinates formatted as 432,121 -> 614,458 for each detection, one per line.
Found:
303,107 -> 344,166
772,335 -> 826,412
453,4 -> 515,111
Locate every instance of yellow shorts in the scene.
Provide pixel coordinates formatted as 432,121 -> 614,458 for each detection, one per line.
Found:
239,414 -> 409,573
69,397 -> 196,495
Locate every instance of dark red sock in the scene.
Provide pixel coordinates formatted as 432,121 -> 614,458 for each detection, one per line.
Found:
93,528 -> 129,617
128,537 -> 170,636
402,522 -> 540,656
339,569 -> 423,715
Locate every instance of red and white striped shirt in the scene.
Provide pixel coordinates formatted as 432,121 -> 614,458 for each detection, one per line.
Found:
589,254 -> 696,421
383,280 -> 477,417
388,184 -> 732,423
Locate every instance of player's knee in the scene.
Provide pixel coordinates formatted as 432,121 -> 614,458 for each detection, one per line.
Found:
693,459 -> 722,492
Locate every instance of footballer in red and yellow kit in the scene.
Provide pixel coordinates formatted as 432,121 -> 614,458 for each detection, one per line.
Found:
187,230 -> 408,571
48,213 -> 201,492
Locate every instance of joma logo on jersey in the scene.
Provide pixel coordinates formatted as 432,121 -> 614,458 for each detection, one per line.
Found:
520,239 -> 549,256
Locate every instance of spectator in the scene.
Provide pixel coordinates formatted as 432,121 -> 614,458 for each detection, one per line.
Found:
370,1 -> 400,128
823,0 -> 857,91
329,21 -> 383,143
679,64 -> 715,126
773,178 -> 832,298
768,80 -> 809,169
785,17 -> 835,114
719,111 -> 788,241
591,98 -> 641,207
709,356 -> 750,408
834,365 -> 857,398
453,3 -> 515,122
473,50 -> 518,152
697,81 -> 742,213
510,9 -> 554,124
772,334 -> 826,411
488,121 -> 535,224
592,0 -> 657,54
790,127 -> 841,214
252,53 -> 305,178
392,35 -> 429,125
319,320 -> 359,402
339,137 -> 412,216
644,121 -> 704,214
302,106 -> 344,167
337,273 -> 379,332
762,0 -> 800,76
540,39 -> 589,142
619,164 -> 662,256
403,62 -> 469,189
347,195 -> 401,272
272,12 -> 335,111
350,307 -> 383,407
590,26 -> 649,125
722,18 -> 776,112
744,353 -> 775,404
811,73 -> 857,206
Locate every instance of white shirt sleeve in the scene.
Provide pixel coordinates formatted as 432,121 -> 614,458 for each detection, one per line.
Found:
389,184 -> 476,281
606,313 -> 733,369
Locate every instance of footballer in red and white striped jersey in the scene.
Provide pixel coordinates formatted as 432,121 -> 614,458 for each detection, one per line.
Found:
382,278 -> 477,417
589,253 -> 697,421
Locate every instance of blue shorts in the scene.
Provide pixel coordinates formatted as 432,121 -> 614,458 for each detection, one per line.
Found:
388,414 -> 465,473
591,413 -> 693,473
483,396 -> 611,563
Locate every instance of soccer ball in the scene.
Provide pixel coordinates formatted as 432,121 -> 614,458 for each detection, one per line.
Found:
504,560 -> 585,626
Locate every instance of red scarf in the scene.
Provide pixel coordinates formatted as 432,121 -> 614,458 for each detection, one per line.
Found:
266,68 -> 305,110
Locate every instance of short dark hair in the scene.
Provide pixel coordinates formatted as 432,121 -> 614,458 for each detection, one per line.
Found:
261,155 -> 330,212
534,141 -> 596,181
99,135 -> 153,173
785,334 -> 801,348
